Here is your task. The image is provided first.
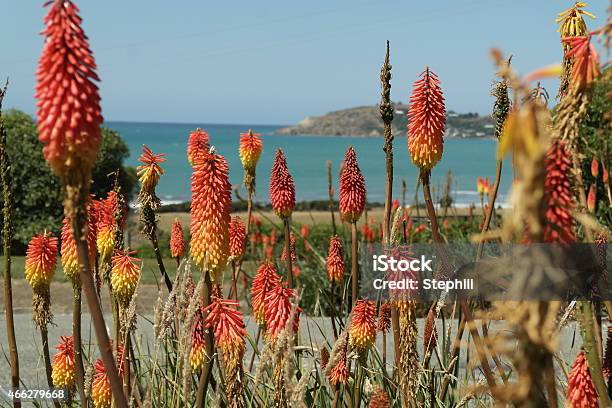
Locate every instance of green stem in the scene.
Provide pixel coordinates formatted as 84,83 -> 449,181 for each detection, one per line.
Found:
72,289 -> 88,407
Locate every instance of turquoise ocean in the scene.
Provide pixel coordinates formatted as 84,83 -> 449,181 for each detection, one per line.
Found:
106,121 -> 512,207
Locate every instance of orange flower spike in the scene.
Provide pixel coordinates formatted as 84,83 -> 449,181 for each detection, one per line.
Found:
96,191 -> 125,263
339,147 -> 366,223
328,350 -> 349,386
264,283 -> 298,341
566,351 -> 598,408
190,313 -> 206,371
51,335 -> 75,389
251,261 -> 281,326
407,67 -> 446,170
326,235 -> 345,283
91,359 -> 111,408
562,35 -> 600,90
169,218 -> 186,259
187,128 -> 210,166
110,250 -> 141,305
269,149 -> 296,218
239,129 -> 263,174
544,141 -> 576,244
229,216 -> 247,260
190,149 -> 232,275
36,0 -> 103,179
349,300 -> 377,353
204,297 -> 247,356
25,232 -> 58,289
137,145 -> 166,192
300,224 -> 310,239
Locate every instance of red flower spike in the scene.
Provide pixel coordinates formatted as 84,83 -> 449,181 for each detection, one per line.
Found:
270,149 -> 296,218
349,300 -> 377,353
264,283 -> 299,341
25,232 -> 58,289
229,216 -> 247,259
544,141 -> 576,244
251,261 -> 281,326
407,68 -> 446,170
339,147 -> 366,223
187,128 -> 210,166
204,297 -> 247,357
169,218 -> 185,259
190,150 -> 231,275
36,0 -> 103,179
562,35 -> 600,90
326,235 -> 345,283
566,351 -> 598,408
328,348 -> 348,386
61,214 -> 96,283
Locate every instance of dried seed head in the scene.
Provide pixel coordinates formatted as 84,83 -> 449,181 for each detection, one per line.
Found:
377,302 -> 391,333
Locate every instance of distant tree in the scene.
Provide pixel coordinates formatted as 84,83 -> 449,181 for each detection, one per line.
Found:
0,109 -> 137,252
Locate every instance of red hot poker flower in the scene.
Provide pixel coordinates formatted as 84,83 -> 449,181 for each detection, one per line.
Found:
169,218 -> 186,259
566,351 -> 598,408
349,300 -> 377,353
251,261 -> 281,326
187,128 -> 210,166
204,297 -> 247,356
544,140 -> 575,244
587,183 -> 597,213
229,216 -> 247,260
110,250 -> 141,305
25,232 -> 58,289
137,145 -> 166,195
328,347 -> 349,386
36,0 -> 103,179
239,129 -> 263,175
369,386 -> 390,408
190,149 -> 231,275
562,35 -> 601,90
591,157 -> 599,178
269,149 -> 295,218
264,283 -> 299,341
407,68 -> 446,170
190,312 -> 206,371
339,147 -> 366,223
326,235 -> 345,283
51,335 -> 75,389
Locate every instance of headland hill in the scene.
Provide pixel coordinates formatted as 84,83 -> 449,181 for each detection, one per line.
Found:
276,104 -> 495,138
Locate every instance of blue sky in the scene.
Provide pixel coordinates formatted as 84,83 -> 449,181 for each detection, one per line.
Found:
1,0 -> 608,125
